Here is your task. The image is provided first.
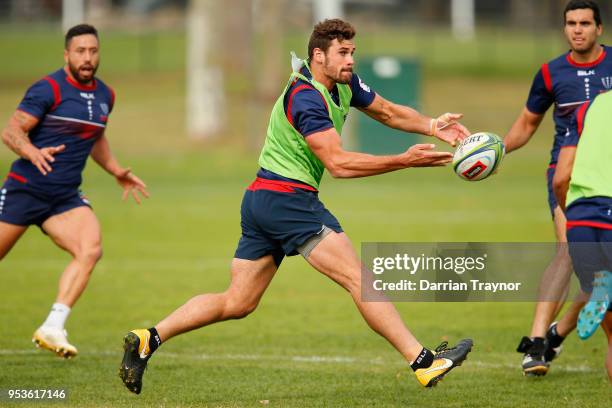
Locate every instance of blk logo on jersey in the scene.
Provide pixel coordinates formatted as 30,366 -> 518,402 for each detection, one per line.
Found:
80,92 -> 95,100
577,69 -> 595,76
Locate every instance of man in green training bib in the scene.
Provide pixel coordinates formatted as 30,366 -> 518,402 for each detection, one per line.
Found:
553,90 -> 612,383
119,19 -> 473,393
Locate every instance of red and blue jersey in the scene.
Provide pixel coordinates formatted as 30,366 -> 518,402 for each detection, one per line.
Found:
563,99 -> 592,147
284,66 -> 376,138
7,68 -> 114,192
526,45 -> 612,165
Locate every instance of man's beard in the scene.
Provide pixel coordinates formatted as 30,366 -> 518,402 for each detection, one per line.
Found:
573,42 -> 596,54
325,62 -> 353,84
68,61 -> 98,84
336,70 -> 353,84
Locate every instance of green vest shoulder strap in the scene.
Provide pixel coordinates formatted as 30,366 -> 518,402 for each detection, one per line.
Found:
257,61 -> 352,189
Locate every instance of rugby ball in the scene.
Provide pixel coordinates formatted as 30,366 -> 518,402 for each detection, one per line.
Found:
452,132 -> 505,181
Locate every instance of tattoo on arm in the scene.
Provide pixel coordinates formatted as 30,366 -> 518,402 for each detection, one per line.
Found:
5,128 -> 30,156
2,111 -> 38,158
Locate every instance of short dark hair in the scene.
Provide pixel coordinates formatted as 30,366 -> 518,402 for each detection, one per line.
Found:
65,24 -> 98,49
564,0 -> 602,26
308,19 -> 356,60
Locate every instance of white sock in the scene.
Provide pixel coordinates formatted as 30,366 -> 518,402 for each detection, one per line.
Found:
42,303 -> 71,329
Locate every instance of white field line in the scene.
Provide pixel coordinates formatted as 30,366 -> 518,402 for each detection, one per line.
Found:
0,349 -> 598,373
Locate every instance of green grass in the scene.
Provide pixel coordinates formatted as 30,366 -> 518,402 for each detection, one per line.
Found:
0,27 -> 611,407
1,154 -> 611,407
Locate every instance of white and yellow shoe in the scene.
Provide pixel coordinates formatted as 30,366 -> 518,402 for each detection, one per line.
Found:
32,326 -> 78,358
414,339 -> 473,387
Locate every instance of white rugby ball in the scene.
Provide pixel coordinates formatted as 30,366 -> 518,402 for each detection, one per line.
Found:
452,132 -> 505,181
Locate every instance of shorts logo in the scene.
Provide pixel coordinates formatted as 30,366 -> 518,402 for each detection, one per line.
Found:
0,188 -> 6,215
79,191 -> 91,206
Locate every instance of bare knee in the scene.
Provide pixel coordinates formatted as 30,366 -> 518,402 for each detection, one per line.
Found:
347,279 -> 361,298
344,266 -> 363,293
75,244 -> 103,267
337,271 -> 361,297
223,292 -> 259,320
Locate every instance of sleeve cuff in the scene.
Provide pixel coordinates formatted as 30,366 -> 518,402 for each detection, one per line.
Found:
302,125 -> 334,138
16,107 -> 43,120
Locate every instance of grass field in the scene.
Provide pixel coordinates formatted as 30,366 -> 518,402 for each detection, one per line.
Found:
1,27 -> 611,407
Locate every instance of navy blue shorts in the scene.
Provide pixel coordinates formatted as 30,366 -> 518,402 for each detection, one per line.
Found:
0,176 -> 91,227
546,166 -> 558,217
566,197 -> 612,293
234,177 -> 342,267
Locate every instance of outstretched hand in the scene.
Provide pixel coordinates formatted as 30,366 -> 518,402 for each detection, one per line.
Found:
28,144 -> 66,175
402,143 -> 453,168
115,168 -> 149,204
431,113 -> 470,147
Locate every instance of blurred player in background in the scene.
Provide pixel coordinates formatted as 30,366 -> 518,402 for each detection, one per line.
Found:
503,0 -> 612,376
552,91 -> 612,383
120,18 -> 473,394
0,24 -> 148,358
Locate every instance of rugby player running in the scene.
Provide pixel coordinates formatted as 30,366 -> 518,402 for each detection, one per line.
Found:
0,24 -> 148,358
119,19 -> 472,393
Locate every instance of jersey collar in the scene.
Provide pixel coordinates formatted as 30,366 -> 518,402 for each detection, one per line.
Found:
301,61 -> 341,104
566,45 -> 607,68
63,66 -> 97,91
